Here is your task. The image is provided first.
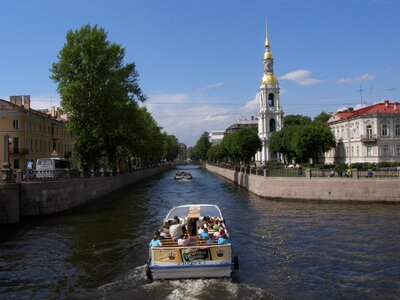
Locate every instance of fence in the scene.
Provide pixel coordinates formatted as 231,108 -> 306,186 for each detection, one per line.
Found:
207,163 -> 400,179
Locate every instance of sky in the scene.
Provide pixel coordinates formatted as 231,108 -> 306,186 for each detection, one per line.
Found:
1,0 -> 400,146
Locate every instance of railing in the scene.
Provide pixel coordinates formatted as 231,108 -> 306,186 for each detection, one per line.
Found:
360,135 -> 378,143
207,163 -> 400,179
7,164 -> 167,183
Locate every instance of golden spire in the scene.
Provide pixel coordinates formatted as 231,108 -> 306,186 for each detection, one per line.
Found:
265,18 -> 270,49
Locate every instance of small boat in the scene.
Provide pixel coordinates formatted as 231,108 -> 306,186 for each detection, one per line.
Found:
146,204 -> 239,280
174,171 -> 193,181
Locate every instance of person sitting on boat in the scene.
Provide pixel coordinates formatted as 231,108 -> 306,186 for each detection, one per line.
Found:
213,227 -> 225,238
177,234 -> 190,246
199,227 -> 210,239
169,219 -> 184,242
149,234 -> 163,247
206,233 -> 215,244
217,233 -> 229,244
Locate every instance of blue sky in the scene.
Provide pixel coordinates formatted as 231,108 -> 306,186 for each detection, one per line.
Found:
1,0 -> 399,146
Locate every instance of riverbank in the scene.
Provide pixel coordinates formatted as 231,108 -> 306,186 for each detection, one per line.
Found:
0,164 -> 171,224
206,163 -> 400,203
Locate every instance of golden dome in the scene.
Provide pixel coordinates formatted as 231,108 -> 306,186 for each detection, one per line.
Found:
263,50 -> 273,60
262,72 -> 277,85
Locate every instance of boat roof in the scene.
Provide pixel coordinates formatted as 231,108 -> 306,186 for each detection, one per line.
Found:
165,204 -> 222,220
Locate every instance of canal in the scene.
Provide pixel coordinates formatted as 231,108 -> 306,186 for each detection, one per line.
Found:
1,165 -> 399,299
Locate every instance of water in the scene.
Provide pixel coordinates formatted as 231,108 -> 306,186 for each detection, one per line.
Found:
1,165 -> 400,299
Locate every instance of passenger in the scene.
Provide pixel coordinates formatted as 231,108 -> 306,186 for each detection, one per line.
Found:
178,234 -> 190,246
199,227 -> 210,239
155,229 -> 165,239
367,169 -> 373,178
149,234 -> 163,247
206,233 -> 215,244
213,228 -> 225,238
169,220 -> 184,242
217,233 -> 229,244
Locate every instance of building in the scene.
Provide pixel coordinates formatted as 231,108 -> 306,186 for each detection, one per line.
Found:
209,131 -> 225,145
225,116 -> 258,134
325,100 -> 400,164
0,96 -> 74,170
256,20 -> 283,164
177,143 -> 187,161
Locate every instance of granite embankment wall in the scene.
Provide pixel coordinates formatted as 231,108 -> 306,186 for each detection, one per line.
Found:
0,164 -> 170,224
206,164 -> 400,203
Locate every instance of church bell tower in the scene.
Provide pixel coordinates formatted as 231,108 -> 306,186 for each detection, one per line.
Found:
257,19 -> 283,164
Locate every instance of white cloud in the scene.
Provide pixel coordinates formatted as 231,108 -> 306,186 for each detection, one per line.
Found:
198,82 -> 224,92
145,90 -> 260,146
338,73 -> 375,84
147,92 -> 189,104
279,69 -> 325,86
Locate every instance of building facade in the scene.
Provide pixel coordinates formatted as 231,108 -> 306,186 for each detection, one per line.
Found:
325,100 -> 400,164
209,131 -> 225,145
0,96 -> 73,170
256,20 -> 283,164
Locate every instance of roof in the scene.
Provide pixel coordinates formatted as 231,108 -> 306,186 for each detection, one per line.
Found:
328,100 -> 400,124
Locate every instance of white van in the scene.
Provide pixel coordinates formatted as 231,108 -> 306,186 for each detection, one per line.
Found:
36,157 -> 70,179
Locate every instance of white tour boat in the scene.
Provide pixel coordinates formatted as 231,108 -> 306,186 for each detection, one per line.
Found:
146,204 -> 239,280
173,171 -> 193,181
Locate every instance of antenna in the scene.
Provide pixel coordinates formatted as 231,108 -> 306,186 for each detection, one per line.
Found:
370,85 -> 373,105
358,85 -> 365,105
388,86 -> 397,100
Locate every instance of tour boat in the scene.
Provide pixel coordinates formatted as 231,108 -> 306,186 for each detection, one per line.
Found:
146,204 -> 239,280
173,171 -> 193,181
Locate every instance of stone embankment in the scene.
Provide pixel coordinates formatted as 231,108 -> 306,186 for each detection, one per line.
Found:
0,164 -> 171,224
206,164 -> 400,203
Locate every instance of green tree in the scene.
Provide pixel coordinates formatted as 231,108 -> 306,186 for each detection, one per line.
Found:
163,134 -> 180,162
284,115 -> 312,127
50,24 -> 146,171
313,111 -> 331,124
192,132 -> 211,161
293,123 -> 336,163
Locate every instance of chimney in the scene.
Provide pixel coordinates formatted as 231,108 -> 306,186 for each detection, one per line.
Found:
385,100 -> 390,108
23,95 -> 30,110
51,106 -> 56,118
394,102 -> 398,111
348,107 -> 354,112
56,107 -> 60,118
10,95 -> 23,107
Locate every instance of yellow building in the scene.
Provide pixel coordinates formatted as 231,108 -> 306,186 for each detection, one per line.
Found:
0,95 -> 74,170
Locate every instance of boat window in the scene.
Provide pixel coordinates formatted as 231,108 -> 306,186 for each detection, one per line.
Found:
167,207 -> 189,219
200,206 -> 221,218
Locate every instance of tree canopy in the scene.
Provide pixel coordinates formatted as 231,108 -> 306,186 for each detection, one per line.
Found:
51,24 -> 171,171
269,113 -> 335,164
207,127 -> 261,166
192,132 -> 212,161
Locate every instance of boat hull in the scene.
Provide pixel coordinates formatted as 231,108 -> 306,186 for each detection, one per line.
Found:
150,263 -> 233,279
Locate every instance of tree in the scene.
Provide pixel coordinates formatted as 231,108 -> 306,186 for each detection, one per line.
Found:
50,24 -> 146,171
293,123 -> 336,163
163,134 -> 180,162
284,115 -> 312,127
233,128 -> 262,165
313,111 -> 331,124
192,132 -> 211,161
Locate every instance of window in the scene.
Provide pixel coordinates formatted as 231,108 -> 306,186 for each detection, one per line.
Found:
366,146 -> 372,157
383,145 -> 389,156
13,137 -> 19,154
356,146 -> 359,157
397,145 -> 400,156
268,93 -> 274,106
13,159 -> 19,169
366,125 -> 372,137
396,125 -> 400,136
382,124 -> 388,136
270,119 -> 276,132
13,120 -> 19,129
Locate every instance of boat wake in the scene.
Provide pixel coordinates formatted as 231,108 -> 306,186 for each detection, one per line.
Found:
82,265 -> 274,300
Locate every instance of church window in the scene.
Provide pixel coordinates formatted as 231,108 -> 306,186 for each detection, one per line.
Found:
268,93 -> 274,106
270,119 -> 276,132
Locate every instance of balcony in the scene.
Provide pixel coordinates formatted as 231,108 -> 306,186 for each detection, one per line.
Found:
360,135 -> 377,143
